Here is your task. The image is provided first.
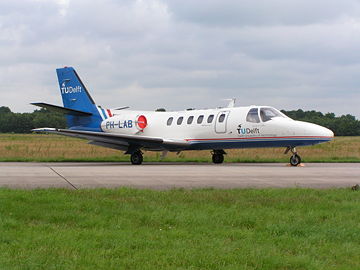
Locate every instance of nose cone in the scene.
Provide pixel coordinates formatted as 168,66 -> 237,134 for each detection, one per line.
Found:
320,126 -> 334,138
300,121 -> 334,139
287,120 -> 334,146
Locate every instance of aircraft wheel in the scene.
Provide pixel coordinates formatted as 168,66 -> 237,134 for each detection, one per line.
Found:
131,151 -> 143,165
212,153 -> 224,164
290,154 -> 301,166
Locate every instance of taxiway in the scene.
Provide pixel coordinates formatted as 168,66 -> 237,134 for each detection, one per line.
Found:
0,162 -> 358,189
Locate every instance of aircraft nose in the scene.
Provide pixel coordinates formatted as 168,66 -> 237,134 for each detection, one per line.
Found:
297,121 -> 334,139
315,124 -> 334,138
325,127 -> 334,138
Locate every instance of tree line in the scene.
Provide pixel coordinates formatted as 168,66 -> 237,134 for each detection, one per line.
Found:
0,106 -> 359,136
0,106 -> 66,133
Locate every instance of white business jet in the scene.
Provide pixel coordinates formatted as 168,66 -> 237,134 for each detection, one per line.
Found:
32,67 -> 334,165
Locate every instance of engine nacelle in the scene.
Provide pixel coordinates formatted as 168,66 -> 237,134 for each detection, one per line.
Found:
100,114 -> 147,134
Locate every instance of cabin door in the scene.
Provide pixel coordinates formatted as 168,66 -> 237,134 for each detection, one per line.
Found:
215,111 -> 230,133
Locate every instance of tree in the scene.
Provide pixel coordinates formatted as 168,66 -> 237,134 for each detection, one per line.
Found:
0,107 -> 66,133
0,106 -> 11,114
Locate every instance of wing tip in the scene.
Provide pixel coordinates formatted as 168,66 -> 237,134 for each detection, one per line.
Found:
32,128 -> 57,132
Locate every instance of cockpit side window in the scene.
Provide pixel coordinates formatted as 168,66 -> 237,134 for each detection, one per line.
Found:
246,108 -> 260,123
260,108 -> 284,122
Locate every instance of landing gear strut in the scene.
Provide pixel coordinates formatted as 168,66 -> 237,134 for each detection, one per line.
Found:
211,150 -> 226,164
130,151 -> 143,165
285,147 -> 301,166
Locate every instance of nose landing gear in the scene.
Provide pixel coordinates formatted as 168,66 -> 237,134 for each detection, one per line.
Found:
211,150 -> 226,164
285,147 -> 302,166
290,153 -> 301,166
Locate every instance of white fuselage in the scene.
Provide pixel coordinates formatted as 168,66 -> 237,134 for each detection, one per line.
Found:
99,106 -> 334,151
33,66 -> 335,165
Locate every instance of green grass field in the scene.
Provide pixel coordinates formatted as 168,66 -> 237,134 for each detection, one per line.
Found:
0,134 -> 359,162
1,188 -> 360,269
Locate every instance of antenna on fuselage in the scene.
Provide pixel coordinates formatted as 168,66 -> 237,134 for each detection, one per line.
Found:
115,106 -> 130,110
224,98 -> 236,108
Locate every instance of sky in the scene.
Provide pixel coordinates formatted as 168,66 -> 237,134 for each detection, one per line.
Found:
0,0 -> 360,118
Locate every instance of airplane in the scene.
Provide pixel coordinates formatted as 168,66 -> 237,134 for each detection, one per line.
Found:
32,67 -> 334,166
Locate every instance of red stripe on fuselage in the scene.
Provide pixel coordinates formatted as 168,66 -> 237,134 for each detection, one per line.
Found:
107,109 -> 112,117
185,136 -> 333,142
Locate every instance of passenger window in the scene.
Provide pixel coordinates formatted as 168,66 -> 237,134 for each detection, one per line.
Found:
187,116 -> 194,124
177,117 -> 184,125
197,115 -> 204,124
167,117 -> 173,126
246,108 -> 260,123
207,115 -> 214,123
218,114 -> 226,123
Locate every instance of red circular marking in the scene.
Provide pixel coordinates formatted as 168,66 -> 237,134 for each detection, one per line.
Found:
137,115 -> 147,130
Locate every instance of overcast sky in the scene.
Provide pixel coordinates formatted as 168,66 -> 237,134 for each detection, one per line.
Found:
1,0 -> 360,118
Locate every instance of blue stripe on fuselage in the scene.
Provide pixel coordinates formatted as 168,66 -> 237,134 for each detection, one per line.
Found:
186,138 -> 332,150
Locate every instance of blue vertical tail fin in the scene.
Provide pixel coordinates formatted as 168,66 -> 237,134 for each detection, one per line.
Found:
56,67 -> 103,131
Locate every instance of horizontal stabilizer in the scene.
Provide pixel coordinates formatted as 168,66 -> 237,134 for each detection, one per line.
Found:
31,128 -> 189,150
31,103 -> 92,116
32,128 -> 57,132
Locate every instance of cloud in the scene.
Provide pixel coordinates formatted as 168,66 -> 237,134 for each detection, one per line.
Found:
0,0 -> 359,118
165,0 -> 360,26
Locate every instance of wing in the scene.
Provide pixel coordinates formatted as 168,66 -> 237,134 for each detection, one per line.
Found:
32,128 -> 189,152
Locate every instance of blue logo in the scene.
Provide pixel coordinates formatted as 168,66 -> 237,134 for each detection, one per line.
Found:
237,124 -> 260,135
61,82 -> 82,94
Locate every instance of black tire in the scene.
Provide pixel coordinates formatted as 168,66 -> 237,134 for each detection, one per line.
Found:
290,154 -> 301,166
212,153 -> 224,164
131,152 -> 143,165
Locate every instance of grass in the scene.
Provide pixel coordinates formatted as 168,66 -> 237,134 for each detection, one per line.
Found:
0,188 -> 360,269
0,134 -> 359,162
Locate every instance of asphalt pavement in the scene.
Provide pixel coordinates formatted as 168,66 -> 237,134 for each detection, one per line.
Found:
0,162 -> 358,189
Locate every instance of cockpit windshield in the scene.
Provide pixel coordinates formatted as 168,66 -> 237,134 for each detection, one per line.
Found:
260,107 -> 284,122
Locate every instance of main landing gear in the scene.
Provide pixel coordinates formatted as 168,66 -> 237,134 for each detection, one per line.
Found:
130,150 -> 143,165
212,150 -> 226,164
285,147 -> 302,166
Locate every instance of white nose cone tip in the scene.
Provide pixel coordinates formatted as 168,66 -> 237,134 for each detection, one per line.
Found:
321,126 -> 334,138
313,124 -> 334,139
298,121 -> 334,140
